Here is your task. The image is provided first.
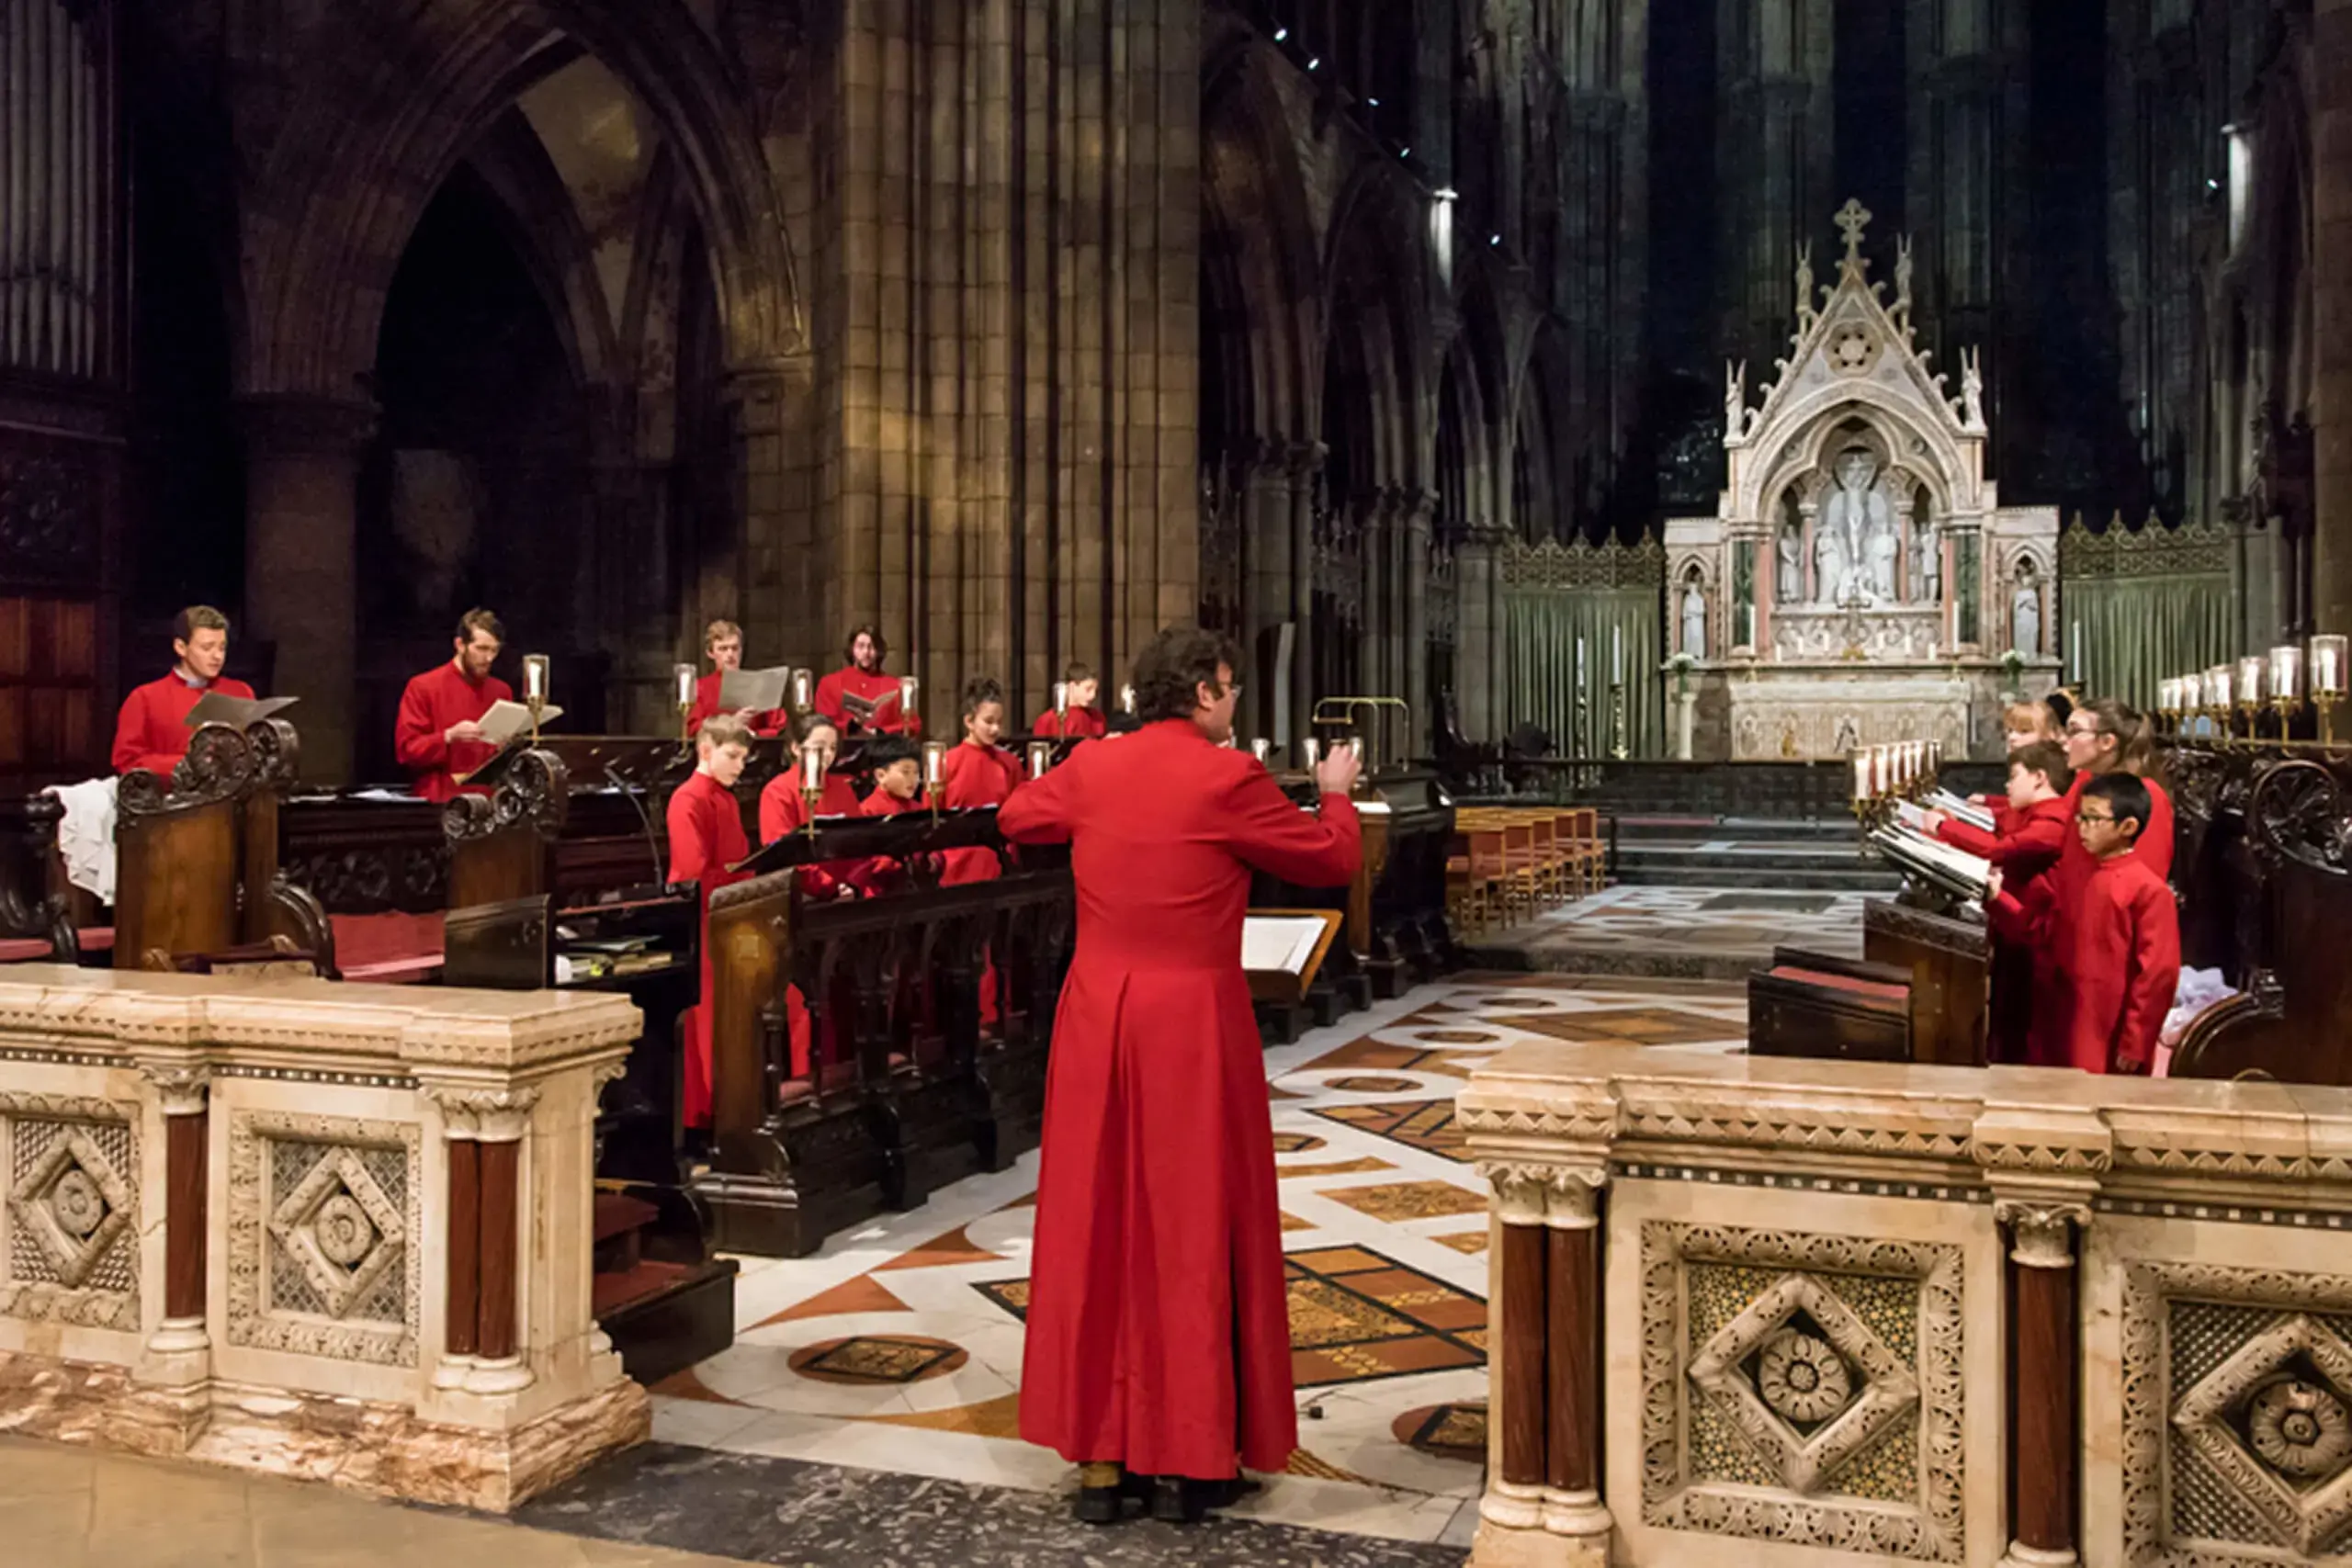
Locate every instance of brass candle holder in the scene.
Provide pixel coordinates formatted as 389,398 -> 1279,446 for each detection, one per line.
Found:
523,654 -> 550,746
798,744 -> 825,840
2313,635 -> 2347,746
673,661 -> 698,746
922,739 -> 947,821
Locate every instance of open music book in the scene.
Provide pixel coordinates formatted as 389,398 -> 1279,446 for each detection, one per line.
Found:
185,692 -> 300,728
717,666 -> 795,713
1928,788 -> 1996,833
1242,908 -> 1343,1005
1867,824 -> 1992,905
478,699 -> 563,746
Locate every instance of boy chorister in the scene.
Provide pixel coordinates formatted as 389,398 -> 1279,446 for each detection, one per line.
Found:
1948,741 -> 2074,1065
1990,772 -> 2179,1075
666,716 -> 753,1128
1034,663 -> 1106,739
941,677 -> 1023,886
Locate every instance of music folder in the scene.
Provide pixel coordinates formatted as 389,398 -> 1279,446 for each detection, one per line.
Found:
185,692 -> 300,728
1243,908 -> 1342,1005
717,666 -> 794,714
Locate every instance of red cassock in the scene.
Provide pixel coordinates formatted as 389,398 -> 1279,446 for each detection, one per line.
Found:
687,671 -> 785,737
1991,771 -> 2175,1070
998,718 -> 1362,1481
1941,796 -> 2072,1064
394,662 -> 514,803
2063,854 -> 2181,1073
939,743 -> 1023,886
813,666 -> 922,736
1032,706 -> 1107,740
667,770 -> 751,1127
759,771 -> 866,1079
112,672 -> 258,777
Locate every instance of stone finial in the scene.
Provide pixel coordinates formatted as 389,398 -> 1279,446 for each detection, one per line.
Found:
1834,197 -> 1873,266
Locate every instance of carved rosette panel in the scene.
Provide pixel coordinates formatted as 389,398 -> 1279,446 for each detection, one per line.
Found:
0,1094 -> 140,1331
1640,1222 -> 1965,1562
2122,1260 -> 2352,1562
226,1111 -> 422,1367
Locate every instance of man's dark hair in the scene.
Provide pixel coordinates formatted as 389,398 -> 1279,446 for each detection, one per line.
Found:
1131,626 -> 1240,724
864,735 -> 921,770
843,623 -> 888,665
457,607 -> 505,645
173,605 -> 230,642
2083,772 -> 2151,840
961,675 -> 1005,716
2009,740 -> 2073,797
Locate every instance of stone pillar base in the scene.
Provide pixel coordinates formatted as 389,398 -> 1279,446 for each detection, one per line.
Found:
1470,1515 -> 1610,1568
0,1350 -> 648,1513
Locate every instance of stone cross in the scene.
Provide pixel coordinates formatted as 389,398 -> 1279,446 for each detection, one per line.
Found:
1834,198 -> 1872,265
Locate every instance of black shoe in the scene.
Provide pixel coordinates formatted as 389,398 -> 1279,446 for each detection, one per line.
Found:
1149,1477 -> 1212,1524
1199,1474 -> 1262,1509
1074,1462 -> 1128,1525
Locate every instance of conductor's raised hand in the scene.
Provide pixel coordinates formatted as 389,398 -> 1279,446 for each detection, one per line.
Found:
1315,741 -> 1363,798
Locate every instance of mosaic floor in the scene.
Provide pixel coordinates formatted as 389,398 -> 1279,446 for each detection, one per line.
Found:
1469,885 -> 1872,979
643,975 -> 1753,1550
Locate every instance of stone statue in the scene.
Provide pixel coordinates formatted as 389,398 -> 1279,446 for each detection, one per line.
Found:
1960,347 -> 1984,429
1724,361 -> 1747,442
1776,521 -> 1804,604
1893,235 -> 1913,323
1820,447 -> 1896,604
1794,243 -> 1816,333
1681,581 -> 1707,659
1917,515 -> 1940,602
1814,508 -> 1850,606
2012,569 -> 2041,656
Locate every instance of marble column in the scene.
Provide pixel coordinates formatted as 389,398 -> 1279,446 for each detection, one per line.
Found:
2314,0 -> 2352,637
1997,1199 -> 2086,1568
240,394 -> 376,787
138,1063 -> 211,1387
427,1086 -> 539,1396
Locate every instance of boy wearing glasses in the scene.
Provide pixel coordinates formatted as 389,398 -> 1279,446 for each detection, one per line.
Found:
1990,773 -> 2179,1075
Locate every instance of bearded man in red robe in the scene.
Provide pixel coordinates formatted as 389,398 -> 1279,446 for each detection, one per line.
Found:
813,624 -> 922,737
998,626 -> 1362,1525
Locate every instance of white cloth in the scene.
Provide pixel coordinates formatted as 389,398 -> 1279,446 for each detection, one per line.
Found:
2155,967 -> 2238,1077
44,777 -> 117,907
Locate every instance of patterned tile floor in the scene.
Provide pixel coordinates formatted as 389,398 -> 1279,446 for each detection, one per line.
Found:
1470,885 -> 1872,979
658,973 -> 1753,1548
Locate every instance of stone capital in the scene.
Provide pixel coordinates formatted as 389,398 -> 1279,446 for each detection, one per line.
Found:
236,393 -> 378,457
137,1060 -> 212,1117
1477,1159 -> 1608,1229
1993,1198 -> 2089,1269
423,1083 -> 542,1143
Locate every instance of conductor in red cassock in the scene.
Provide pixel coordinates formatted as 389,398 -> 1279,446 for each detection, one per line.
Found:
394,608 -> 513,803
813,624 -> 922,737
997,625 -> 1363,1526
113,604 -> 258,777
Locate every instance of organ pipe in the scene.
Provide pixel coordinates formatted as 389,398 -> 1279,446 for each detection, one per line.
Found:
0,0 -> 108,382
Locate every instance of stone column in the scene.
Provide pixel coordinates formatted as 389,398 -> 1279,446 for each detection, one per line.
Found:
1456,525 -> 1508,743
427,1086 -> 539,1396
1403,491 -> 1437,750
729,358 -> 819,669
139,1063 -> 211,1376
1287,441 -> 1328,745
1359,491 -> 1393,714
1996,1199 -> 2088,1568
1243,442 -> 1295,744
240,394 -> 376,787
2315,0 -> 2352,636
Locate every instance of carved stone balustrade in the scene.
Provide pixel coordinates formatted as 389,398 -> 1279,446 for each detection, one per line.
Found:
1462,1043 -> 2352,1568
0,965 -> 646,1510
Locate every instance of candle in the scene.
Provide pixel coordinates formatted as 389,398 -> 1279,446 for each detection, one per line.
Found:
1611,626 -> 1623,684
1577,636 -> 1587,689
792,667 -> 814,711
922,739 -> 946,788
2313,635 -> 2348,699
899,676 -> 921,724
2270,646 -> 2302,704
1250,739 -> 1270,762
800,745 -> 823,793
673,663 -> 697,708
523,654 -> 550,704
2070,619 -> 2082,683
2207,664 -> 2233,710
2158,678 -> 2177,716
2182,672 -> 2202,711
1054,681 -> 1069,716
1302,738 -> 1321,769
2237,655 -> 2266,707
1119,682 -> 1136,714
1027,741 -> 1052,780
1852,753 -> 1868,802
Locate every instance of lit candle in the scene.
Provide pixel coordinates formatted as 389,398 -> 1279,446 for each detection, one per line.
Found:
1302,738 -> 1321,769
1250,738 -> 1270,762
2237,655 -> 2266,707
792,667 -> 814,711
2207,664 -> 2233,710
1852,752 -> 1868,802
2313,636 -> 2348,699
2181,672 -> 2202,711
2270,646 -> 2302,704
1054,681 -> 1069,716
899,676 -> 921,725
1576,636 -> 1587,690
524,654 -> 550,704
1119,682 -> 1136,714
800,745 -> 823,793
922,739 -> 946,789
1611,626 -> 1623,684
2070,620 -> 2082,683
673,663 -> 697,708
1027,740 -> 1052,780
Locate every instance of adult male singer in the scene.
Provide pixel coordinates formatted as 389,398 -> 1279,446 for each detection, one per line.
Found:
394,608 -> 512,803
999,626 -> 1362,1524
813,624 -> 922,736
112,605 -> 257,776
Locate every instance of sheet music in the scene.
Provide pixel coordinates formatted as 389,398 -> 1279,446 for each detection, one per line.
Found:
717,666 -> 793,713
185,692 -> 300,728
1867,824 -> 1992,902
1928,789 -> 1996,833
478,699 -> 563,745
1242,915 -> 1328,976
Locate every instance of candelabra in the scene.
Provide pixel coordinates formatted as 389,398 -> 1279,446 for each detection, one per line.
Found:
2268,645 -> 2303,742
2316,636 -> 2347,746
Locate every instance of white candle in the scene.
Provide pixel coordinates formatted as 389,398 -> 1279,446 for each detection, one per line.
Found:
524,654 -> 549,704
1119,682 -> 1136,714
1027,741 -> 1052,779
1251,739 -> 1270,762
2208,665 -> 2233,709
1302,738 -> 1321,768
1611,627 -> 1623,684
2182,672 -> 2202,710
2070,620 -> 2082,683
922,739 -> 946,787
1852,753 -> 1868,802
2270,647 -> 2302,704
674,663 -> 697,708
1054,682 -> 1069,716
2312,636 -> 2347,699
2238,655 -> 2266,706
1577,636 -> 1587,689
899,676 -> 921,723
792,667 -> 814,710
800,746 -> 823,792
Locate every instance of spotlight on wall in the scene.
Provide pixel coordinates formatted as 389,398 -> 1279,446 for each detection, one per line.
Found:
1367,96 -> 1380,107
1433,186 -> 1458,202
1272,27 -> 1287,40
1489,233 -> 1502,246
1306,56 -> 1319,70
1398,145 -> 1410,158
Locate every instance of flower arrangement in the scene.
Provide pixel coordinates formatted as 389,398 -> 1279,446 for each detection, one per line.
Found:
1668,650 -> 1697,700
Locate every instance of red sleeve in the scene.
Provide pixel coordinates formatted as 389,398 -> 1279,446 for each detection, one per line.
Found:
1985,814 -> 2067,875
111,685 -> 154,774
998,749 -> 1079,844
688,673 -> 721,732
812,671 -> 849,727
1034,710 -> 1061,738
666,785 -> 713,887
1936,817 -> 2001,859
221,678 -> 256,700
942,747 -> 1012,809
2114,879 -> 2182,1073
1988,875 -> 2052,947
759,775 -> 800,843
395,675 -> 449,773
1219,768 -> 1363,887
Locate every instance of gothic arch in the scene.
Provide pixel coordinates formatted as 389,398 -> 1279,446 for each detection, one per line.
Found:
463,104 -> 624,392
241,0 -> 803,401
1202,36 -> 1323,453
1323,164 -> 1431,491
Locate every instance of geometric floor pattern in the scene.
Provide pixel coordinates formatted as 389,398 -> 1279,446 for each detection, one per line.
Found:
1474,885 -> 1872,976
652,971 -> 1751,1548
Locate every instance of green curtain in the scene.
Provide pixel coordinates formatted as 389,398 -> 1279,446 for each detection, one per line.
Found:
2062,576 -> 2234,713
1503,586 -> 1665,758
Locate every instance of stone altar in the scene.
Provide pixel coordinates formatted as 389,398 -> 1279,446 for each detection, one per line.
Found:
1668,199 -> 2060,760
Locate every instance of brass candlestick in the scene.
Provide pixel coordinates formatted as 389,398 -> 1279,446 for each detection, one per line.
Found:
673,661 -> 698,746
523,654 -> 550,747
922,740 -> 947,821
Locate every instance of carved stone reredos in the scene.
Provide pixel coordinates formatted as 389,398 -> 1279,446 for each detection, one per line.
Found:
1724,199 -> 1991,529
